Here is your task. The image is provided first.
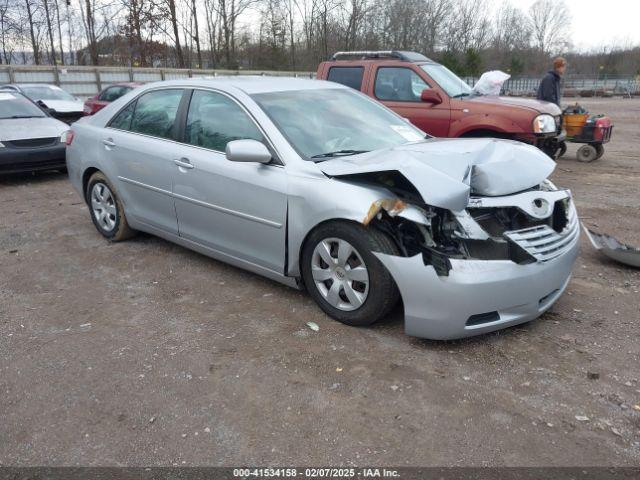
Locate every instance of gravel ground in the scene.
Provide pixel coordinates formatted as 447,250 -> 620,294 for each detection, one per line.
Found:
0,97 -> 639,467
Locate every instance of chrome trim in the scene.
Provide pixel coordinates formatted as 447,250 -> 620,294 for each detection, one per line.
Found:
504,204 -> 579,262
118,176 -> 171,195
117,175 -> 283,229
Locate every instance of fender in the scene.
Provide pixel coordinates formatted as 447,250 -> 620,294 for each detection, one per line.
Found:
452,113 -> 527,137
286,174 -> 397,277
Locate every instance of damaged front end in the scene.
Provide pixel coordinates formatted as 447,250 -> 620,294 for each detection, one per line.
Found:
361,181 -> 578,276
318,140 -> 580,339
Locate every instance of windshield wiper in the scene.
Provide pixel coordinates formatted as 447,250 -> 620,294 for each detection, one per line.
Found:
311,149 -> 369,159
7,115 -> 44,119
452,92 -> 471,98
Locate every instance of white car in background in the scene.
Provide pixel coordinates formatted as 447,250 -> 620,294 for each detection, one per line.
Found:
0,83 -> 84,124
0,91 -> 69,174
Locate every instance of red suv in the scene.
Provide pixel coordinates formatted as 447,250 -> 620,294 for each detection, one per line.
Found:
317,51 -> 564,158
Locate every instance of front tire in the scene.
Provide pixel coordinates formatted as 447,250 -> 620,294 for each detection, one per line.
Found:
86,171 -> 135,241
301,221 -> 400,327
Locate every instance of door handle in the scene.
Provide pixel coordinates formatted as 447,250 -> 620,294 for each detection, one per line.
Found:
102,138 -> 116,147
174,157 -> 194,169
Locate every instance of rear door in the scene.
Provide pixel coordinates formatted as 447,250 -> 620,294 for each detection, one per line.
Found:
325,65 -> 370,92
103,88 -> 188,234
369,65 -> 451,137
172,89 -> 288,274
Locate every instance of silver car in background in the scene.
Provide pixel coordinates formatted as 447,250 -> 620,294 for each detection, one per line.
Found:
66,77 -> 579,340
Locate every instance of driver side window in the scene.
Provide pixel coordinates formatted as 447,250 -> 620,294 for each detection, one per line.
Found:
185,90 -> 264,152
374,67 -> 429,102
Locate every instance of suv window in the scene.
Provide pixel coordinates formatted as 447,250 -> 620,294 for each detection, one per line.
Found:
128,89 -> 183,139
185,90 -> 263,152
374,67 -> 429,102
327,67 -> 364,90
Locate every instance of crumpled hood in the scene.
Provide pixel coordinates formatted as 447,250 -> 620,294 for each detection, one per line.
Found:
318,138 -> 556,211
0,117 -> 69,141
465,95 -> 561,115
36,99 -> 84,113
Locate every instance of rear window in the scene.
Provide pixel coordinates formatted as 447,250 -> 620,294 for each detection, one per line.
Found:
327,67 -> 364,90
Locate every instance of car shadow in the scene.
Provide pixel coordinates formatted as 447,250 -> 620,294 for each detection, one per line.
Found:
0,169 -> 68,185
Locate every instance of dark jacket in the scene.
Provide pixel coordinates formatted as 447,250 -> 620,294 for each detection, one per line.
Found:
537,70 -> 562,106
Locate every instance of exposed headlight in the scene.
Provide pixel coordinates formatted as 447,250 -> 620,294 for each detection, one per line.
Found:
540,179 -> 558,191
0,141 -> 4,148
533,114 -> 556,134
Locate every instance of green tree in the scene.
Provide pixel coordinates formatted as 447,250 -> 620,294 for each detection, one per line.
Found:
464,48 -> 482,76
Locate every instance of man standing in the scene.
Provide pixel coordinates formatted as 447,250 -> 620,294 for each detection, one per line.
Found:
537,57 -> 566,107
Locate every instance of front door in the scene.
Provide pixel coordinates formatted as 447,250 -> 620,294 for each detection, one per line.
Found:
172,89 -> 288,274
370,66 -> 451,137
103,88 -> 186,234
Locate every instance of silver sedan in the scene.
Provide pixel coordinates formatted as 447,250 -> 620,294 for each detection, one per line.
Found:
66,77 -> 579,340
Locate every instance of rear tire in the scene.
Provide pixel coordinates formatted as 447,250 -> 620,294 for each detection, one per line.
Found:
301,221 -> 400,327
577,144 -> 598,162
86,171 -> 135,241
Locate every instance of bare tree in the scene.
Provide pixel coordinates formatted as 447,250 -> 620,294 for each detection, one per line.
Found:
42,0 -> 58,63
212,0 -> 258,67
493,1 -> 531,52
24,0 -> 41,64
529,0 -> 571,55
203,0 -> 220,67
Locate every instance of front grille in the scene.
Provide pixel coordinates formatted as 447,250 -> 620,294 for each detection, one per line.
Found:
5,137 -> 58,148
503,206 -> 578,262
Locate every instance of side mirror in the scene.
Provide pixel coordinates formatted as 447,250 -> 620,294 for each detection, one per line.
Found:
421,88 -> 442,105
225,139 -> 272,164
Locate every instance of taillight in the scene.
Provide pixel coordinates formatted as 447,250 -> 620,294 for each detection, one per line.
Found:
61,130 -> 75,146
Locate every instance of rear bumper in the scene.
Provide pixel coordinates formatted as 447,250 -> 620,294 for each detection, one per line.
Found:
0,145 -> 66,173
375,226 -> 579,340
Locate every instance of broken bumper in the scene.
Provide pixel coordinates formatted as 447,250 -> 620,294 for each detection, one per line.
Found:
375,228 -> 579,340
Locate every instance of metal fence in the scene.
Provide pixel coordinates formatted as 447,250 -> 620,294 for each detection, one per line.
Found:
1,65 -> 638,99
0,65 -> 315,99
463,75 -> 640,96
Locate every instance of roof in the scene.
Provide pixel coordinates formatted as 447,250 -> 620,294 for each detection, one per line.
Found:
330,50 -> 437,63
136,76 -> 345,95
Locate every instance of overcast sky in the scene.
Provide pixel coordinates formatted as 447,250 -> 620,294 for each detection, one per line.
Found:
509,0 -> 640,50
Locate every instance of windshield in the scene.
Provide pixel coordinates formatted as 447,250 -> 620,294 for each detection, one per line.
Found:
421,64 -> 473,98
21,85 -> 77,102
252,88 -> 426,160
0,92 -> 46,119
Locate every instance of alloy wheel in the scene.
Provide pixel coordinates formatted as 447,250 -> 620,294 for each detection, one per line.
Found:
311,237 -> 369,311
91,182 -> 117,232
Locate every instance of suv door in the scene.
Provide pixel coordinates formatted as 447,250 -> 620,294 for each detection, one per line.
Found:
172,89 -> 287,274
104,88 -> 187,234
326,65 -> 368,92
370,65 -> 451,137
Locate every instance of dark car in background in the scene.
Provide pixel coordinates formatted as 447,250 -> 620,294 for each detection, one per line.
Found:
83,82 -> 144,115
0,91 -> 70,174
0,83 -> 84,124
